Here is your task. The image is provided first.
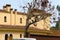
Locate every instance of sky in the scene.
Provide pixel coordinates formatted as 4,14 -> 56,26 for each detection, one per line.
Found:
0,0 -> 32,12
0,0 -> 60,12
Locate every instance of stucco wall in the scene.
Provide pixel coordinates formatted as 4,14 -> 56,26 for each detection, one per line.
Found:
30,16 -> 50,30
0,32 -> 24,40
0,12 -> 27,26
16,14 -> 26,26
0,12 -> 10,25
44,17 -> 50,30
0,32 -> 5,40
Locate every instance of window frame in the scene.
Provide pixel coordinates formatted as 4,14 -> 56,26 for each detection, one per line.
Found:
20,34 -> 22,38
4,16 -> 7,22
20,18 -> 22,23
5,34 -> 8,40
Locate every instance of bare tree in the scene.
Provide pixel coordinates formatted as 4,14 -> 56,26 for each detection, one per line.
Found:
20,0 -> 54,37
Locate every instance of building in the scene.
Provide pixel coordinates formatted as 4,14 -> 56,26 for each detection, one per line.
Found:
0,4 -> 51,40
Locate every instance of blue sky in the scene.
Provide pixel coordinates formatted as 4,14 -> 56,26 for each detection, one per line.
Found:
0,0 -> 60,12
0,0 -> 32,12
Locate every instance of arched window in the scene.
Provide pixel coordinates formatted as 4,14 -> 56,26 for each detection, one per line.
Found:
20,18 -> 22,23
5,34 -> 8,40
4,16 -> 7,22
10,34 -> 13,40
20,34 -> 22,38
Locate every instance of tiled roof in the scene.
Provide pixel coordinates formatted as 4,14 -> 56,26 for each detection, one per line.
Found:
50,30 -> 60,36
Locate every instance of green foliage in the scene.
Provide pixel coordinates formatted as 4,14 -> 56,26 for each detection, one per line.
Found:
56,22 -> 59,27
54,21 -> 60,30
57,5 -> 60,11
50,27 -> 57,30
59,13 -> 60,15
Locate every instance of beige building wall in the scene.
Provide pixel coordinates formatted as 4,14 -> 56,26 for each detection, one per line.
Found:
0,4 -> 27,26
10,13 -> 15,25
0,32 -> 5,40
44,16 -> 50,30
0,11 -> 27,26
30,15 -> 51,30
0,12 -> 10,25
30,20 -> 46,29
13,32 -> 24,39
37,20 -> 44,29
16,14 -> 27,26
0,32 -> 24,40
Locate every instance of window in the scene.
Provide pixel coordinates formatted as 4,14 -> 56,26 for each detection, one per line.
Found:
10,34 -> 13,40
20,18 -> 22,23
4,16 -> 7,22
5,34 -> 8,40
20,34 -> 22,38
5,34 -> 13,40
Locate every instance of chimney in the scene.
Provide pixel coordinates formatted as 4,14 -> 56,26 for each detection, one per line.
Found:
3,6 -> 6,10
14,9 -> 17,14
10,8 -> 13,13
6,4 -> 11,12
